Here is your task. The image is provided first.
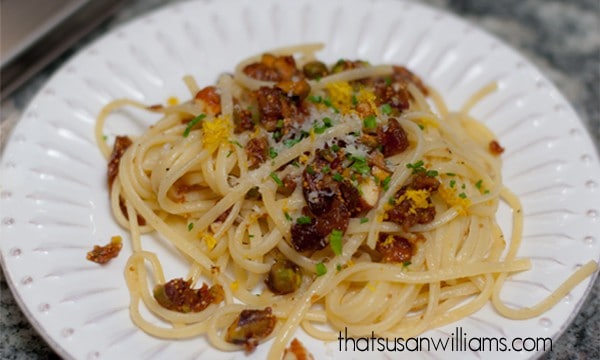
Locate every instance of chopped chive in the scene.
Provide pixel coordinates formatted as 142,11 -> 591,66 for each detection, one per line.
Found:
283,138 -> 301,148
360,217 -> 369,224
406,160 -> 426,174
315,263 -> 327,276
388,197 -> 396,205
314,125 -> 327,134
331,144 -> 340,152
403,261 -> 411,267
336,264 -> 342,272
284,211 -> 292,221
229,140 -> 243,148
296,216 -> 312,225
248,234 -> 255,238
458,192 -> 467,199
382,176 -> 392,191
306,165 -> 315,175
291,160 -> 300,168
351,95 -> 358,106
418,124 -> 425,130
226,150 -> 233,158
276,119 -> 284,129
484,189 -> 490,194
308,95 -> 322,103
381,103 -> 392,115
182,113 -> 206,137
363,115 -> 377,129
269,147 -> 278,159
187,223 -> 194,231
314,117 -> 333,134
323,98 -> 339,113
450,179 -> 456,188
350,155 -> 370,175
446,172 -> 456,176
332,173 -> 344,182
475,179 -> 483,189
272,131 -> 281,141
426,170 -> 439,177
461,184 -> 466,189
329,229 -> 343,256
322,165 -> 331,174
269,172 -> 283,186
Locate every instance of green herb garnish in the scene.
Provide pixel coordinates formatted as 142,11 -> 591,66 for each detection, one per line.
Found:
182,114 -> 206,137
381,104 -> 392,115
296,216 -> 312,225
229,140 -> 243,148
363,115 -> 377,129
269,147 -> 278,159
315,263 -> 327,276
382,176 -> 392,191
308,95 -> 322,103
406,160 -> 426,174
475,179 -> 483,189
350,155 -> 370,175
269,172 -> 283,186
329,229 -> 343,256
332,173 -> 344,182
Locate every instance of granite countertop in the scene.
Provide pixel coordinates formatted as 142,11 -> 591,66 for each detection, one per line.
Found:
1,0 -> 598,359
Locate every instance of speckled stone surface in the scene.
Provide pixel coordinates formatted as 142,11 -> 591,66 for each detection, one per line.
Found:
1,0 -> 598,359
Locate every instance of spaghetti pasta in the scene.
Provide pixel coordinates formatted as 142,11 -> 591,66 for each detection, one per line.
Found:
95,43 -> 597,359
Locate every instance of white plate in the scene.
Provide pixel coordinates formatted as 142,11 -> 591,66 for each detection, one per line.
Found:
1,0 -> 599,359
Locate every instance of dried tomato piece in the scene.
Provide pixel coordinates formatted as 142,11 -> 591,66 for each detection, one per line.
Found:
107,136 -> 132,189
386,174 -> 440,229
489,140 -> 505,155
194,86 -> 221,115
283,338 -> 314,360
376,234 -> 413,263
243,54 -> 300,82
87,236 -> 122,264
392,66 -> 429,95
245,136 -> 269,169
377,118 -> 409,157
290,217 -> 326,252
234,107 -> 256,133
